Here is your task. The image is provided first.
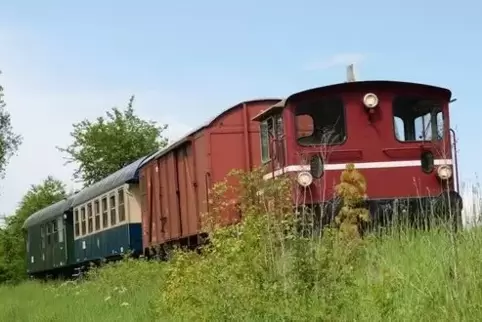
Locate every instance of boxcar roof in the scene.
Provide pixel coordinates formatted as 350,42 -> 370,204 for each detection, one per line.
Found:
71,153 -> 154,208
252,80 -> 452,121
142,98 -> 282,164
23,195 -> 75,229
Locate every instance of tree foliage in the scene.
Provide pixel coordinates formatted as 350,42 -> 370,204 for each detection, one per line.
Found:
0,176 -> 66,283
57,95 -> 169,186
0,71 -> 22,178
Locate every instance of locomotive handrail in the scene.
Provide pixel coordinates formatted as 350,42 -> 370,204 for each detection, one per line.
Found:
450,128 -> 460,192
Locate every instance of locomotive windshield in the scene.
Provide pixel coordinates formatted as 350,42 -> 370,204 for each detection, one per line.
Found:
294,97 -> 346,146
393,96 -> 444,142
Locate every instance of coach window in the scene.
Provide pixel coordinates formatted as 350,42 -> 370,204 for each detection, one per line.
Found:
393,97 -> 444,142
295,97 -> 346,146
57,216 -> 64,243
94,200 -> 101,231
110,194 -> 117,226
74,209 -> 80,237
80,207 -> 86,236
47,222 -> 52,245
41,225 -> 45,248
87,203 -> 93,234
118,188 -> 126,222
102,197 -> 108,229
52,220 -> 58,243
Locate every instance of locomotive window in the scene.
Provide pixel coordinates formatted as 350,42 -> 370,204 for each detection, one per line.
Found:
110,195 -> 117,226
87,203 -> 93,234
94,200 -> 101,231
260,114 -> 283,164
80,207 -> 86,236
393,97 -> 444,142
295,97 -> 346,146
74,209 -> 80,237
102,197 -> 108,229
118,188 -> 126,222
260,120 -> 270,163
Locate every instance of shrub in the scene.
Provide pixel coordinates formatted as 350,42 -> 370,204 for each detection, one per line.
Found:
335,163 -> 370,239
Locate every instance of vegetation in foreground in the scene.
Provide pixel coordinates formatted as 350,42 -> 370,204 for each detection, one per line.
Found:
1,168 -> 481,321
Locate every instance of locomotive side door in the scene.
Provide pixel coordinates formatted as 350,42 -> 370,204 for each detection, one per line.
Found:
260,113 -> 286,171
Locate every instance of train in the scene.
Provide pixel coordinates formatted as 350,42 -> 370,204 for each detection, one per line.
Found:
22,78 -> 463,278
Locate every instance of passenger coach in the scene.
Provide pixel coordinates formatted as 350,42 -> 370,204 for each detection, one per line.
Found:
23,155 -> 152,277
70,155 -> 150,264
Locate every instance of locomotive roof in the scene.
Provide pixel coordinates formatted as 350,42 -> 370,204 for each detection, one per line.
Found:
142,98 -> 282,164
23,195 -> 75,229
70,153 -> 155,208
252,80 -> 452,121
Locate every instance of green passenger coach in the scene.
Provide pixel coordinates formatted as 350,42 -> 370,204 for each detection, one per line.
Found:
23,196 -> 75,276
23,155 -> 151,278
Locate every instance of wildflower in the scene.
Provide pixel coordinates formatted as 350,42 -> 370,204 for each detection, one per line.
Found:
120,302 -> 129,307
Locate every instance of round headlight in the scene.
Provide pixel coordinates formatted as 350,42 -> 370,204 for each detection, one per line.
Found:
310,154 -> 324,178
363,93 -> 379,108
297,171 -> 313,187
437,165 -> 453,180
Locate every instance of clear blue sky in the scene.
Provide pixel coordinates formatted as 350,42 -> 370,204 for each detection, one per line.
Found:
0,0 -> 479,215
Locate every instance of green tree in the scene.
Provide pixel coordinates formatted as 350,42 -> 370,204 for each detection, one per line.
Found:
0,176 -> 66,283
0,71 -> 22,178
57,95 -> 168,186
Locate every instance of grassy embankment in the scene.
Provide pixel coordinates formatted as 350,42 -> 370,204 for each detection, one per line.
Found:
1,168 -> 481,321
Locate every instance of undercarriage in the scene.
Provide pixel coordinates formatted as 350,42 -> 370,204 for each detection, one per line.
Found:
295,190 -> 464,235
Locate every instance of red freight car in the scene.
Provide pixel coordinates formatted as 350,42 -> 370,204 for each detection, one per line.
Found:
253,80 -> 462,229
139,98 -> 281,256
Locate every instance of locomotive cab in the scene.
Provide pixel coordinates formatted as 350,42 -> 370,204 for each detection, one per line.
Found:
253,80 -> 463,229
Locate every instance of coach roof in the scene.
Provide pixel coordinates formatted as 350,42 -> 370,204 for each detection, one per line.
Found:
71,153 -> 154,208
23,195 -> 75,229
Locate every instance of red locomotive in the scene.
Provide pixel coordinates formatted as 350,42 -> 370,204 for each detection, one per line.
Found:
253,80 -> 462,229
140,79 -> 462,256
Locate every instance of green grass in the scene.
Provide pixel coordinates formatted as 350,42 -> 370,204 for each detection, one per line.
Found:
2,170 -> 481,321
2,223 -> 482,321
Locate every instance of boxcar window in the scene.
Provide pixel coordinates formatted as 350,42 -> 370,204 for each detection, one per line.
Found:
118,188 -> 126,222
110,195 -> 117,226
80,207 -> 86,236
87,203 -> 93,234
57,216 -> 64,243
393,97 -> 444,142
74,209 -> 80,237
94,200 -> 101,231
295,97 -> 346,146
102,197 -> 108,229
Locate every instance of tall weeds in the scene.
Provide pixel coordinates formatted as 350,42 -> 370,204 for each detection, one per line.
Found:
3,168 -> 482,321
